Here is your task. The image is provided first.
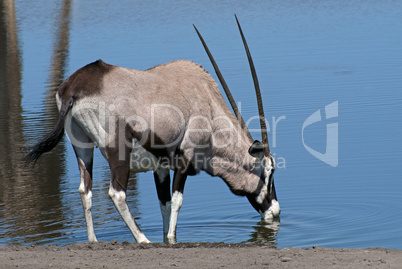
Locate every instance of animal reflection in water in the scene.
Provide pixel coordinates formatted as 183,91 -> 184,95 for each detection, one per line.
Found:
25,16 -> 280,244
247,220 -> 280,246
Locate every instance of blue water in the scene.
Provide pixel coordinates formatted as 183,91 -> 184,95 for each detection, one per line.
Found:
0,0 -> 401,249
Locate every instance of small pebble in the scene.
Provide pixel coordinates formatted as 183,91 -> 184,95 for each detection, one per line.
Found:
280,257 -> 292,262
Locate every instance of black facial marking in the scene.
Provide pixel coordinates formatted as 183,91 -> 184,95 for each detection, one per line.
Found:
248,140 -> 265,159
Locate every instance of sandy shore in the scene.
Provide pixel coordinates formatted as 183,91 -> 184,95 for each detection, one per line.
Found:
1,242 -> 401,268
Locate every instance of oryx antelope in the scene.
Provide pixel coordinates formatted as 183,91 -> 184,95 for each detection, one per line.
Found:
25,16 -> 280,243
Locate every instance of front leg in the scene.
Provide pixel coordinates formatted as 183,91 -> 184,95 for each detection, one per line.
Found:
153,168 -> 171,241
167,166 -> 187,243
108,148 -> 150,243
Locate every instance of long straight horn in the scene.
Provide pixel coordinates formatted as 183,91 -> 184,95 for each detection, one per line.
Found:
193,24 -> 253,142
235,15 -> 270,156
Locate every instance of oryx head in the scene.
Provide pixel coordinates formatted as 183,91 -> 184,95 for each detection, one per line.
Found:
194,15 -> 280,220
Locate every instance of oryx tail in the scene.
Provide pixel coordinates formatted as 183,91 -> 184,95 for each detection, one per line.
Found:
24,98 -> 73,164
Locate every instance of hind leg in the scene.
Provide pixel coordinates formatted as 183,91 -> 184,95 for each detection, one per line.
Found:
70,124 -> 97,242
74,146 -> 97,242
154,168 -> 171,241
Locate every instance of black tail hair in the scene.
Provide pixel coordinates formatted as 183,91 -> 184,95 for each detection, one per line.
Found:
24,98 -> 74,165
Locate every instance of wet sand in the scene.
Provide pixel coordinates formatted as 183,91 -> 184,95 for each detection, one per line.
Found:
1,242 -> 401,268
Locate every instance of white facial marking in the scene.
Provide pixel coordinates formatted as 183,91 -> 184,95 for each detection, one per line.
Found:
261,199 -> 280,220
255,186 -> 267,204
264,164 -> 273,187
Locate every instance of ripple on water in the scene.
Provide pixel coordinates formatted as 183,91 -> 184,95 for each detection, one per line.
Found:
277,190 -> 402,248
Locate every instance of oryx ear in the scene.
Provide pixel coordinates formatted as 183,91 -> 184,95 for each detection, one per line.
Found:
248,140 -> 265,160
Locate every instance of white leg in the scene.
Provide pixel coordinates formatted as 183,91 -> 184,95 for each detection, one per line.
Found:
75,145 -> 97,242
167,190 -> 183,242
70,120 -> 97,242
79,189 -> 97,242
109,186 -> 150,243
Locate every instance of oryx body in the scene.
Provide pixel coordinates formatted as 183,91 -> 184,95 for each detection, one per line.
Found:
26,17 -> 280,243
